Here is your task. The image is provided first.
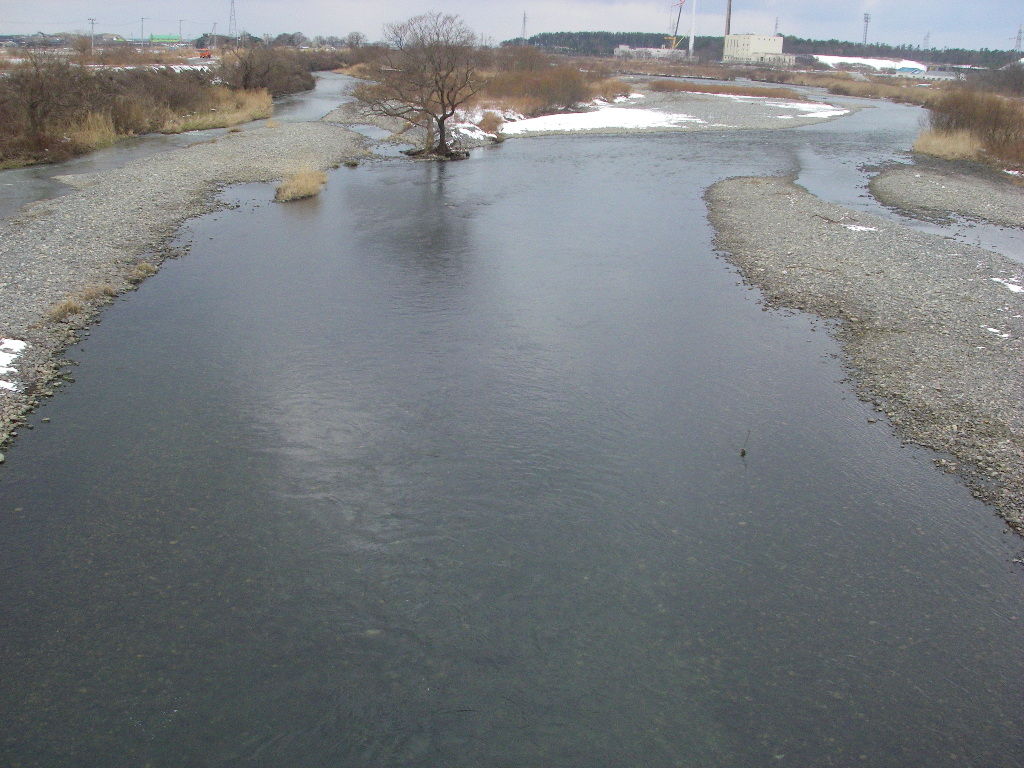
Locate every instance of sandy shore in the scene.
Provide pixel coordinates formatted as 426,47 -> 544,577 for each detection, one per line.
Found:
870,164 -> 1024,227
0,121 -> 368,447
706,176 -> 1024,531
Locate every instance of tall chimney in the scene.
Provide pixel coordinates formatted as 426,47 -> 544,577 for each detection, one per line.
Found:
725,0 -> 733,36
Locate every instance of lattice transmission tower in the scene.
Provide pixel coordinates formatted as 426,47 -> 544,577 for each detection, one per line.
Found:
228,0 -> 238,46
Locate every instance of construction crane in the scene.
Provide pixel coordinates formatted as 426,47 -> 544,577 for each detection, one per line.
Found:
664,0 -> 698,57
665,0 -> 686,50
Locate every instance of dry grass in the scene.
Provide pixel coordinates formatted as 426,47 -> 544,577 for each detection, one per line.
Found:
275,168 -> 328,202
161,87 -> 272,133
645,79 -> 805,100
265,118 -> 280,129
912,129 -> 984,160
47,299 -> 84,322
79,283 -> 120,302
65,112 -> 120,151
477,111 -> 504,134
128,262 -> 158,283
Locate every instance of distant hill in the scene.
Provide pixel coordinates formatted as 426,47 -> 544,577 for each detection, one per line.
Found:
509,31 -> 1020,68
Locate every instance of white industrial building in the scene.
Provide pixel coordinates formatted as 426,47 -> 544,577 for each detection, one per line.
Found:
613,45 -> 688,60
722,34 -> 795,66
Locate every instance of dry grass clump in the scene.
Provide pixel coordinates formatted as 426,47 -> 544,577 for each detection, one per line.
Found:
161,87 -> 272,132
645,79 -> 804,100
128,262 -> 158,283
912,129 -> 984,160
65,112 -> 120,151
477,111 -> 504,134
47,299 -> 84,322
275,168 -> 328,202
79,283 -> 120,302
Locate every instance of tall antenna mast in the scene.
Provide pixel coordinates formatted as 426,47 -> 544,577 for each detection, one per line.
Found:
1015,25 -> 1023,52
922,31 -> 930,49
724,0 -> 732,36
88,17 -> 96,57
521,12 -> 527,41
862,13 -> 871,45
774,17 -> 780,35
228,0 -> 238,46
687,0 -> 697,58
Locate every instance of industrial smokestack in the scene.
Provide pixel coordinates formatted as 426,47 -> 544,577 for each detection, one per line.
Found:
725,0 -> 733,36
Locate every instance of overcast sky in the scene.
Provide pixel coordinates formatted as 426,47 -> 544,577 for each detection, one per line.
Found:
4,1 -> 1021,51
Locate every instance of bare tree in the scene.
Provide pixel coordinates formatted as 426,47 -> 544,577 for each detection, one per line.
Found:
354,12 -> 484,158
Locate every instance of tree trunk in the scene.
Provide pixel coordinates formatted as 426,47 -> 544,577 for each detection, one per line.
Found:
434,116 -> 450,156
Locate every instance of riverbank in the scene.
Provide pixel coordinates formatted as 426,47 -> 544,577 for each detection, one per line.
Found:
706,176 -> 1024,532
870,163 -> 1024,227
322,78 -> 857,147
0,120 -> 368,447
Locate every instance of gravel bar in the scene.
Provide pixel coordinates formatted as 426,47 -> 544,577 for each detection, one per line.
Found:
870,164 -> 1024,227
706,176 -> 1024,532
0,121 -> 368,447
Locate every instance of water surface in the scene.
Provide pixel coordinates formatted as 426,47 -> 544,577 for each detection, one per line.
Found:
1,104 -> 1021,767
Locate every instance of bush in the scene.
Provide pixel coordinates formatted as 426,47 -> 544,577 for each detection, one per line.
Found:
484,66 -> 592,113
927,88 -> 1024,163
275,168 -> 327,201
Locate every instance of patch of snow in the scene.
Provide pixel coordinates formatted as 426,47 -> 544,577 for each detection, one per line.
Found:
844,225 -> 879,232
991,278 -> 1024,293
1004,169 -> 1023,177
984,327 -> 1011,338
813,55 -> 927,72
0,338 -> 27,393
500,106 -> 704,135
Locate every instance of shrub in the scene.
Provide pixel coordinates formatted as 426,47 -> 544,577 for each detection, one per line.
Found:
484,66 -> 592,113
275,168 -> 327,202
927,88 -> 1024,164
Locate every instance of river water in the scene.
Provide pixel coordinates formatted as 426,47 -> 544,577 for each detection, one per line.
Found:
1,95 -> 1022,766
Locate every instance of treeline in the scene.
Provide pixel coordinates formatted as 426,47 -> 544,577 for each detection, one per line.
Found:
514,31 -> 1021,68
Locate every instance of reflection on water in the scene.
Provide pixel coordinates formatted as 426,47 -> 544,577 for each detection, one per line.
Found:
1,104 -> 1022,767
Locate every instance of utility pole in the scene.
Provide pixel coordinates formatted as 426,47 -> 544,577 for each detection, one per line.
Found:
140,17 -> 148,49
211,22 -> 217,51
521,12 -> 526,42
724,0 -> 732,37
88,17 -> 96,57
862,13 -> 871,45
687,0 -> 697,59
179,19 -> 184,42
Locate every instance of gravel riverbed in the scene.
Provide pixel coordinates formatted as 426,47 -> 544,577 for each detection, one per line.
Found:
870,164 -> 1024,227
0,121 -> 368,447
707,176 -> 1024,532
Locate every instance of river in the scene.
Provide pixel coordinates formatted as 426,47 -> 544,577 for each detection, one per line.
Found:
1,89 -> 1022,766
